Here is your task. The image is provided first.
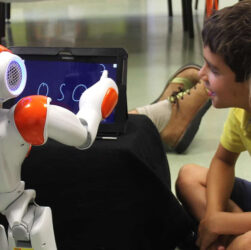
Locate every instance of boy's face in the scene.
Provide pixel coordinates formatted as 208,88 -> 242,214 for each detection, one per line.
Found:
199,46 -> 249,110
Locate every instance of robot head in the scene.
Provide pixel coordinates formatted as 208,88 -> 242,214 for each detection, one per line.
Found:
0,45 -> 27,103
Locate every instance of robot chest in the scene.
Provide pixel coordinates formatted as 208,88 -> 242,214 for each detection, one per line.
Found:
0,113 -> 30,162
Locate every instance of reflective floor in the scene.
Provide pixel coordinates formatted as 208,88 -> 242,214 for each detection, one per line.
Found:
3,0 -> 249,204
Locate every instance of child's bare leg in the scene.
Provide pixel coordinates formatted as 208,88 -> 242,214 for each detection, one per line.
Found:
175,164 -> 243,221
175,164 -> 209,220
176,165 -> 246,249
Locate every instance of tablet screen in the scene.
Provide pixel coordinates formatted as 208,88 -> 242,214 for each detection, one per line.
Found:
17,59 -> 117,123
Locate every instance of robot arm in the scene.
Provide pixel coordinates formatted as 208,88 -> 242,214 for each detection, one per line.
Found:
46,70 -> 118,149
76,70 -> 118,148
13,70 -> 118,149
13,95 -> 89,147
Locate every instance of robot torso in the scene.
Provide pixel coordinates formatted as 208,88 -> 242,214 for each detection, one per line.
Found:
0,108 -> 30,195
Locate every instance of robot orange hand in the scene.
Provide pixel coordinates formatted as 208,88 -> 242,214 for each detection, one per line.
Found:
78,70 -> 118,120
101,85 -> 118,119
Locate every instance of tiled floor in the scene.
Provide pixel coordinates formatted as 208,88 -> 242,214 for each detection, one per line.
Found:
2,0 -> 249,248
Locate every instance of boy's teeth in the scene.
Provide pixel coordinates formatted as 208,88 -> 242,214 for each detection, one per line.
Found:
206,89 -> 215,96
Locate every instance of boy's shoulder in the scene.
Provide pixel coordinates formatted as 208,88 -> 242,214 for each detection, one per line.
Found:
230,108 -> 249,120
229,108 -> 251,130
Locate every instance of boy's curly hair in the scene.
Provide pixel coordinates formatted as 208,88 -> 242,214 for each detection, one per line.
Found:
202,0 -> 251,82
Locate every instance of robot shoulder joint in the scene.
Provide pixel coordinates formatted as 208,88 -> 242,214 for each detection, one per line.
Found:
14,95 -> 49,145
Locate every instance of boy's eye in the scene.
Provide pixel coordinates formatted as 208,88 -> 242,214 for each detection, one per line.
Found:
210,67 -> 219,75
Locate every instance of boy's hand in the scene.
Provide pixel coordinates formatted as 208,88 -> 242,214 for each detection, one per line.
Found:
196,215 -> 219,250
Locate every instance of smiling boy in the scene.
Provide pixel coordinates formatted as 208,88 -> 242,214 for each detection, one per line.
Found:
175,1 -> 251,249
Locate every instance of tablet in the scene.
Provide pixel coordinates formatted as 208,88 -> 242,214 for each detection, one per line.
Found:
4,47 -> 128,136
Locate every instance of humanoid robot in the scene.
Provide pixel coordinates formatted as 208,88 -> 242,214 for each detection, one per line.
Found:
0,45 -> 118,250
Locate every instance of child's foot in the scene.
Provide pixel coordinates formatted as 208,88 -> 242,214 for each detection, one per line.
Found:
130,64 -> 211,153
161,81 -> 211,153
129,64 -> 201,131
154,64 -> 201,102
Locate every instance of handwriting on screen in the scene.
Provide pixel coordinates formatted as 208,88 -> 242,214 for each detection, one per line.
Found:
37,82 -> 87,102
34,64 -> 116,103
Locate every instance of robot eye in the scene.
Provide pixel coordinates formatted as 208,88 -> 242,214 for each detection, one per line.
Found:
7,60 -> 23,91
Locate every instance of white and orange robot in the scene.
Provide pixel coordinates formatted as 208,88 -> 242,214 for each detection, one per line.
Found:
0,45 -> 118,250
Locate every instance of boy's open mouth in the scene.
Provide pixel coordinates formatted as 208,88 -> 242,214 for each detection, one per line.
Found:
206,88 -> 216,97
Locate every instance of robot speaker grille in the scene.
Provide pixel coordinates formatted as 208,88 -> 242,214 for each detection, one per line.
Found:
7,61 -> 23,91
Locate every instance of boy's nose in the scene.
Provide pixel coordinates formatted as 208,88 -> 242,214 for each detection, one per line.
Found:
198,64 -> 207,81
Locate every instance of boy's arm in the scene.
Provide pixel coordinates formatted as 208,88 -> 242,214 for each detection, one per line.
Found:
203,141 -> 251,235
206,143 -> 239,214
197,143 -> 239,249
204,211 -> 251,235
